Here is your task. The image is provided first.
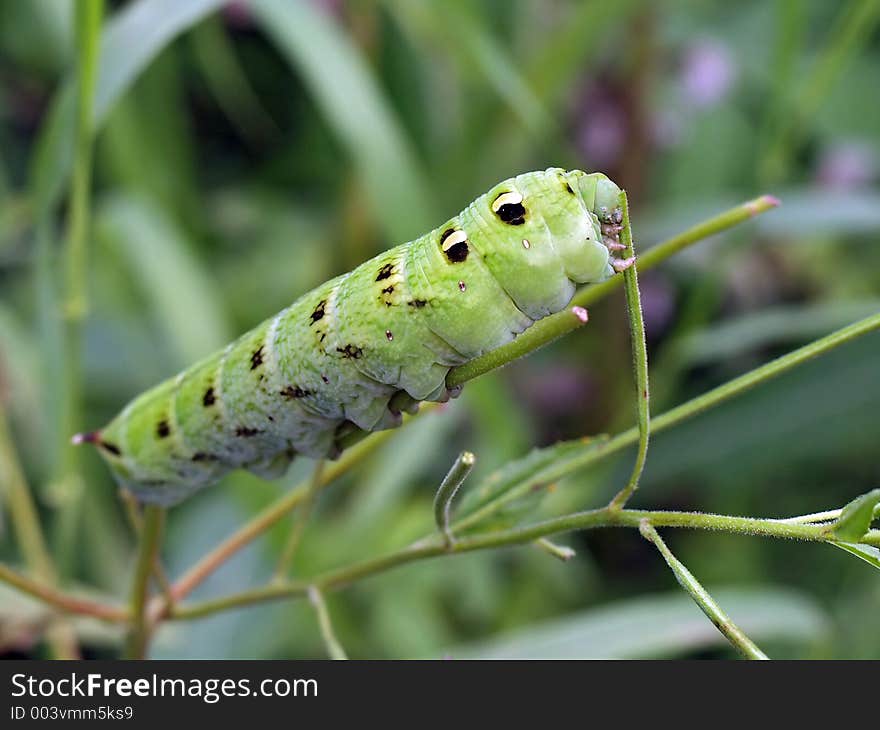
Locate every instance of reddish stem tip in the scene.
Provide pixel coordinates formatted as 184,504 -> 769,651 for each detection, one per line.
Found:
71,431 -> 99,445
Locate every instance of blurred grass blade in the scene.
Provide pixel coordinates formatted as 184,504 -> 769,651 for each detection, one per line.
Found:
639,522 -> 768,659
761,0 -> 880,182
676,301 -> 880,367
96,195 -> 231,365
62,0 -> 103,319
525,0 -> 640,107
251,0 -> 434,241
832,543 -> 880,572
448,588 -> 828,659
189,16 -> 279,147
825,489 -> 880,542
383,0 -> 551,134
29,0 -> 228,211
93,0 -> 228,122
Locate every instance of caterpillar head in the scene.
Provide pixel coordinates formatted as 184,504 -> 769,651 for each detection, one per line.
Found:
444,168 -> 625,322
476,167 -> 623,297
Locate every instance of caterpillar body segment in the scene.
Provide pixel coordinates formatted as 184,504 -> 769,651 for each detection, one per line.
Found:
78,168 -> 626,505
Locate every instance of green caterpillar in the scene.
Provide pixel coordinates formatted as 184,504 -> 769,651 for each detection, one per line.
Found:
75,168 -> 631,505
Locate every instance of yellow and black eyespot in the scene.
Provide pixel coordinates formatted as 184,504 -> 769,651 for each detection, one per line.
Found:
440,228 -> 469,263
491,191 -> 526,225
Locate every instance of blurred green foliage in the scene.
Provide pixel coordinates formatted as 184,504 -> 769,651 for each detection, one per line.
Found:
0,0 -> 878,659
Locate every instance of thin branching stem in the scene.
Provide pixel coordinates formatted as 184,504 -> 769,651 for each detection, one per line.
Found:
274,460 -> 326,580
0,403 -> 79,657
433,451 -> 476,547
0,563 -> 128,622
152,197 -> 780,613
608,190 -> 650,510
152,427 -> 401,620
453,310 -> 880,532
169,505 -> 879,620
638,521 -> 769,660
125,506 -> 164,659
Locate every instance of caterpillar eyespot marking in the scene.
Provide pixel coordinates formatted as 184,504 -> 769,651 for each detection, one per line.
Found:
440,229 -> 469,263
78,169 -> 624,505
491,191 -> 526,225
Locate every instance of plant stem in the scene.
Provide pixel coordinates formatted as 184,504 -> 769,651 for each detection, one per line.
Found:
0,405 -> 58,587
638,521 -> 769,660
308,586 -> 347,660
53,0 -> 104,586
157,429 -> 396,618
533,538 -> 576,561
447,195 -> 779,386
273,460 -> 325,580
0,403 -> 78,657
125,505 -> 164,659
608,190 -> 650,510
0,562 -> 128,622
453,310 -> 880,532
170,505 -> 878,620
433,451 -> 476,547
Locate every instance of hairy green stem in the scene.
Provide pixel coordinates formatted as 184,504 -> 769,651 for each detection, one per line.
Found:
608,190 -> 650,510
639,521 -> 769,660
125,506 -> 164,659
453,310 -> 880,532
170,505 -> 878,620
433,451 -> 476,547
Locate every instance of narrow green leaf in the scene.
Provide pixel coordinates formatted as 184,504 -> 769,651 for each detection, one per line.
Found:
832,542 -> 880,572
456,437 -> 608,519
448,588 -> 828,659
825,489 -> 880,542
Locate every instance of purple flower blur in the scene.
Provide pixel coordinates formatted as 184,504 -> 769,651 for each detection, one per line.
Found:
681,39 -> 736,108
